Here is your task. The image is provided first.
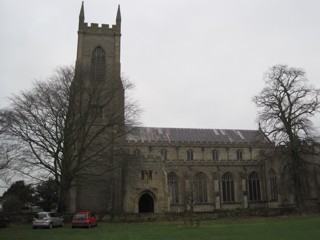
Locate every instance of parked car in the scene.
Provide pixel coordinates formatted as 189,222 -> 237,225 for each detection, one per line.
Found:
0,216 -> 9,228
72,212 -> 98,228
32,212 -> 64,229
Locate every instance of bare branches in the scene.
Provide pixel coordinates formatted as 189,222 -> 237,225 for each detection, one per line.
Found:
253,64 -> 320,208
1,66 -> 74,182
0,64 -> 140,211
253,65 -> 320,145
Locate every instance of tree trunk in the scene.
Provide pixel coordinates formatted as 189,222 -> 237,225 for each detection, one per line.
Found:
57,174 -> 73,213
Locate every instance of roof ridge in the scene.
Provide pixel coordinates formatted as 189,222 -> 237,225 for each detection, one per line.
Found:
127,126 -> 269,144
135,126 -> 259,132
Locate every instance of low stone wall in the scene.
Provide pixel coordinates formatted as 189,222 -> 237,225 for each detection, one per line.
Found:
106,207 -> 298,223
2,206 -> 318,224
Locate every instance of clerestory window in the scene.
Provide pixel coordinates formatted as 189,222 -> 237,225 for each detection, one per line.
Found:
237,150 -> 243,160
161,149 -> 168,160
212,150 -> 219,161
133,149 -> 140,157
187,149 -> 194,160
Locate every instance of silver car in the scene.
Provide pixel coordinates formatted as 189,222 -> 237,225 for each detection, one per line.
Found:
32,212 -> 64,229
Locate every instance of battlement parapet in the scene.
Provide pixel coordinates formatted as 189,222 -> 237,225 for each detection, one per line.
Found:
80,22 -> 120,34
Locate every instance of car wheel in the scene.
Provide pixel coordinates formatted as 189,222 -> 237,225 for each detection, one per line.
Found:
48,222 -> 53,229
33,226 -> 37,229
60,222 -> 64,227
72,226 -> 75,228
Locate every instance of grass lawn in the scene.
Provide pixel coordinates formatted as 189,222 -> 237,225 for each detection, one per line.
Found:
1,215 -> 320,240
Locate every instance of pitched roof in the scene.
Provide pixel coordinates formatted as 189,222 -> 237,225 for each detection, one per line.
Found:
127,127 -> 270,144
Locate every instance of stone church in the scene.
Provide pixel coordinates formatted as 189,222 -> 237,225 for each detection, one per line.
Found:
69,3 -> 320,214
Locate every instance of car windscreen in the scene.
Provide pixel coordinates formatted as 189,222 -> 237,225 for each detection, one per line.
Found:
73,214 -> 87,220
35,213 -> 47,219
49,213 -> 58,217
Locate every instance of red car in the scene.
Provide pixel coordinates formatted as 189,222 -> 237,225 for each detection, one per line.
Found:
71,212 -> 98,228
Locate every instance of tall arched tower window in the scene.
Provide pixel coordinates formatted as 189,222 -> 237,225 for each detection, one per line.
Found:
222,172 -> 235,202
248,172 -> 261,201
168,172 -> 179,204
91,46 -> 106,81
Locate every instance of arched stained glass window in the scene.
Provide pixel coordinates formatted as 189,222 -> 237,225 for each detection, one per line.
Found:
222,172 -> 235,202
269,169 -> 278,201
248,172 -> 261,201
194,172 -> 207,203
168,172 -> 179,204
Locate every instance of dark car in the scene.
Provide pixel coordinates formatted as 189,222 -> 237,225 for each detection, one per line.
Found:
72,212 -> 98,228
0,216 -> 9,228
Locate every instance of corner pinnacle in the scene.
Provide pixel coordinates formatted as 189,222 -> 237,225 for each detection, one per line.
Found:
79,1 -> 85,22
116,5 -> 121,22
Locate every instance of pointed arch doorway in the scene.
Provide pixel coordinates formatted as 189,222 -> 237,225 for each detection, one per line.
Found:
139,192 -> 154,213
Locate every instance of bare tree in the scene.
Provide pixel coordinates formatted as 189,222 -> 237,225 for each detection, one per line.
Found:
1,66 -> 140,211
0,111 -> 31,184
253,64 -> 320,208
0,112 -> 11,171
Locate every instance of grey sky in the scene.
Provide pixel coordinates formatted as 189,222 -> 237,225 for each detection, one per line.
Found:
0,0 -> 320,129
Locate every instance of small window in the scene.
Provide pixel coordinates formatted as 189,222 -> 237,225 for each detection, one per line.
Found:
187,149 -> 194,160
212,150 -> 219,160
161,149 -> 168,160
237,150 -> 243,160
133,149 -> 140,157
141,170 -> 152,181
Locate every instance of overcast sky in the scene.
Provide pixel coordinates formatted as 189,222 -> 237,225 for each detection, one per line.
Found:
1,0 -> 320,131
0,0 -> 320,194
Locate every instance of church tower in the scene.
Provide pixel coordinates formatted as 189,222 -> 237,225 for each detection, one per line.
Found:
68,2 -> 125,214
76,2 -> 122,89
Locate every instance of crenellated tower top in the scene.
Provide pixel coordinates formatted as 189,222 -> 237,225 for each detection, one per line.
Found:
78,2 -> 121,34
75,1 -> 123,98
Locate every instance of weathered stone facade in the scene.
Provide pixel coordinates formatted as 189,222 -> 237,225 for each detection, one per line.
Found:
68,3 -> 124,214
70,4 -> 320,214
123,127 -> 273,213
